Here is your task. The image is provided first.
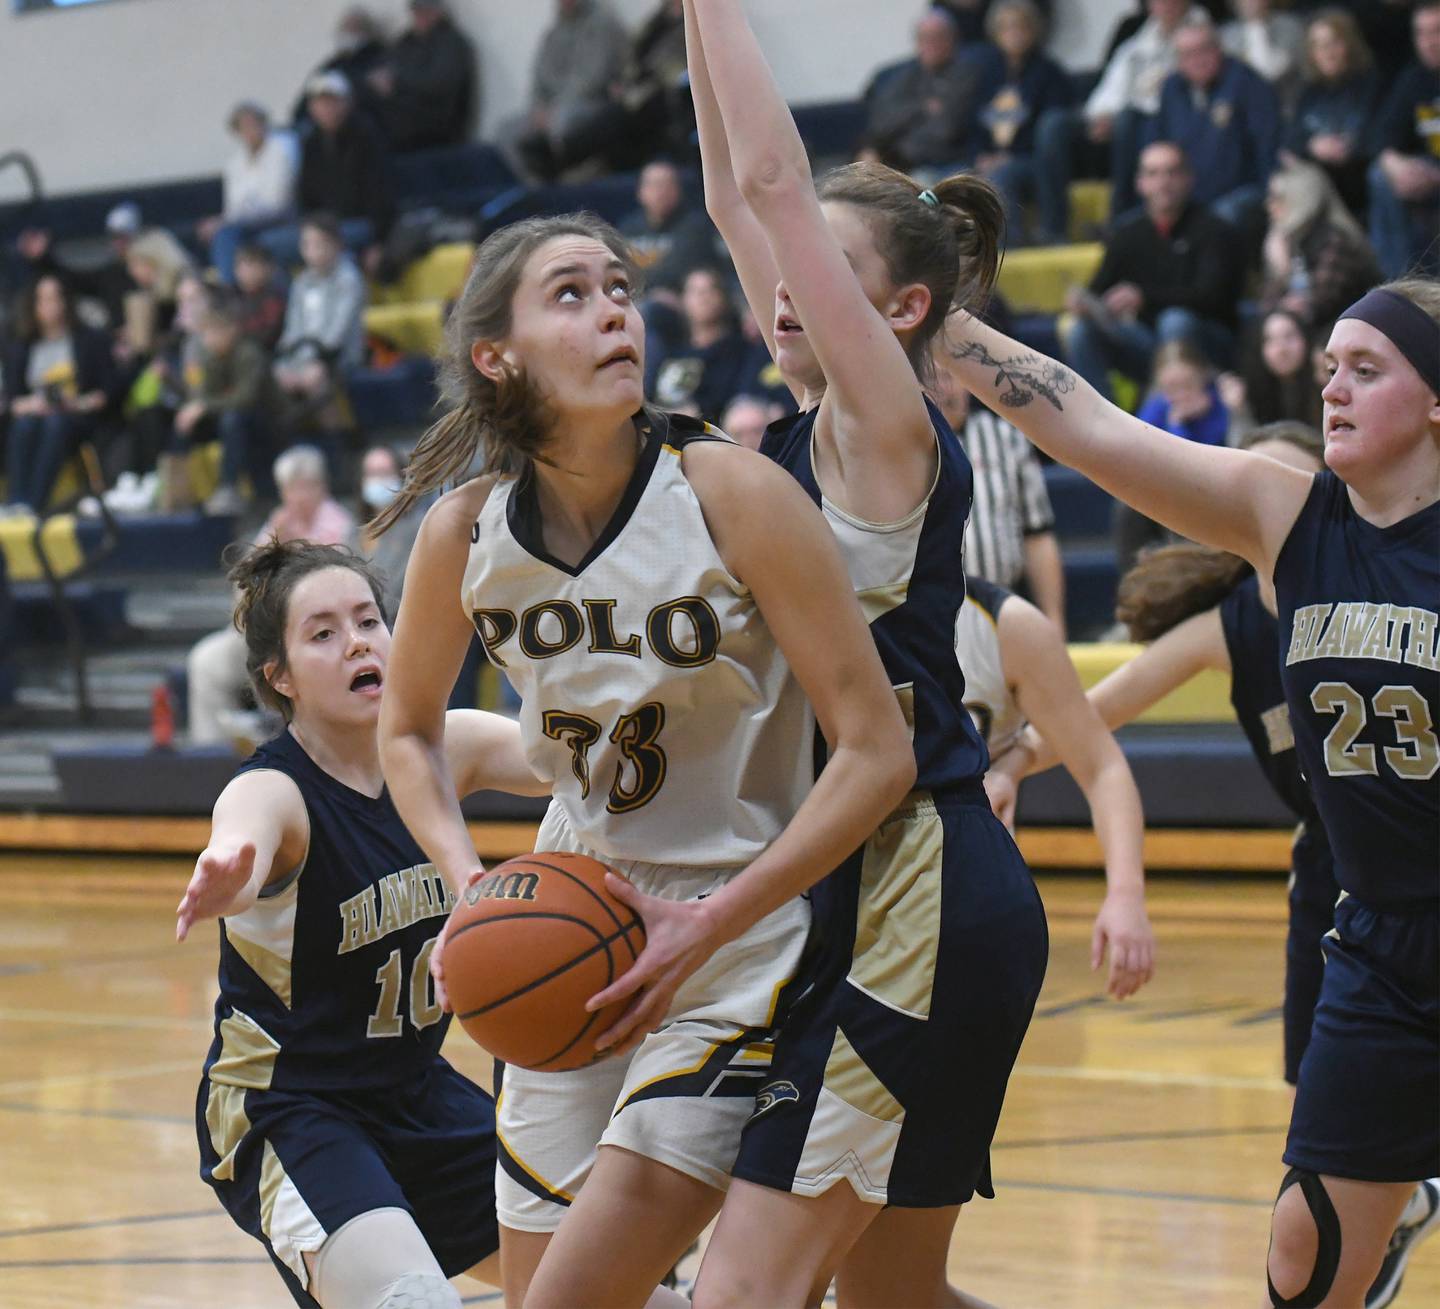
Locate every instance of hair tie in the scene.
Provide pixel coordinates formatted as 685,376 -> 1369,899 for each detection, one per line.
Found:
918,189 -> 941,209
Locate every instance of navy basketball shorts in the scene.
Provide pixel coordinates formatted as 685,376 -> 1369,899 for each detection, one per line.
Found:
1282,835 -> 1340,1086
1285,894 -> 1440,1183
732,790 -> 1049,1209
197,1057 -> 499,1307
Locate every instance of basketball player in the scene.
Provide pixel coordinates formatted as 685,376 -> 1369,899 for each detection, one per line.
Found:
657,3 -> 1049,1304
177,539 -> 543,1309
955,572 -> 1155,1001
944,283 -> 1438,1306
372,214 -> 917,1309
995,423 -> 1330,1084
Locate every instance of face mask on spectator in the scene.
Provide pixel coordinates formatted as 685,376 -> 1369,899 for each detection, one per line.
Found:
362,477 -> 402,509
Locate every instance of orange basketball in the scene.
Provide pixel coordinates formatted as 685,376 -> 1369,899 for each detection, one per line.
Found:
442,851 -> 646,1072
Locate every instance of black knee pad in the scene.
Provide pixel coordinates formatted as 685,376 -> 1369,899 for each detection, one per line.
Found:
1268,1168 -> 1341,1308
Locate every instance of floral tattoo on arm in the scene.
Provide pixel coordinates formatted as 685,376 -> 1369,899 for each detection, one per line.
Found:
950,339 -> 1077,412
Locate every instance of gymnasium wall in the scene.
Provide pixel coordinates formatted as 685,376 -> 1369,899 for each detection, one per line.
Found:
0,0 -> 1132,199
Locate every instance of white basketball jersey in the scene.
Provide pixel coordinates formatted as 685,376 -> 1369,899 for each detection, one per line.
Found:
461,417 -> 814,867
953,578 -> 1025,757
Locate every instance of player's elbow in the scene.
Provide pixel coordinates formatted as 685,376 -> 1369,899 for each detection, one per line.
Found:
874,730 -> 918,811
736,151 -> 810,212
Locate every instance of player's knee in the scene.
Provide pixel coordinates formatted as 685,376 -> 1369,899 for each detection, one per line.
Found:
1267,1169 -> 1341,1308
374,1272 -> 461,1309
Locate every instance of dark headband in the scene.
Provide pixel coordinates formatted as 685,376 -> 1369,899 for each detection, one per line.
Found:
1336,288 -> 1440,397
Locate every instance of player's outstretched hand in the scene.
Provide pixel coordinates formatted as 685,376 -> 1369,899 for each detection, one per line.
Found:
586,873 -> 721,1059
1091,889 -> 1156,999
430,866 -> 487,1013
176,842 -> 257,942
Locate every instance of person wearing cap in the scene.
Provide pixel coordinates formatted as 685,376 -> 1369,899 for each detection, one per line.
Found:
256,72 -> 392,274
292,6 -> 388,129
365,0 -> 477,153
199,103 -> 299,285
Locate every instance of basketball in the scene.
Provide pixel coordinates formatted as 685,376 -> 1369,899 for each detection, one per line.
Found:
442,851 -> 647,1072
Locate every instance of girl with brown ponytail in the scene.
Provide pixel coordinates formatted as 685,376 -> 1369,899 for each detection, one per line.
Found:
679,2 -> 1048,1304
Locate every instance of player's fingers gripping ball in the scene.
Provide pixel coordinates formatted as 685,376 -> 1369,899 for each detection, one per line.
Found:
441,852 -> 647,1071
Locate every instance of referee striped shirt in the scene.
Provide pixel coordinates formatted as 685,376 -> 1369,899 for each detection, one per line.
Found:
957,408 -> 1055,589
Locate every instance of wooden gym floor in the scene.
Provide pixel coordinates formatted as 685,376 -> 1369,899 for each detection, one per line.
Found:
0,855 -> 1435,1309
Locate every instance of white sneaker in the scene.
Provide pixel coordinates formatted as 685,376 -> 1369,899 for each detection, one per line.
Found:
1367,1178 -> 1440,1309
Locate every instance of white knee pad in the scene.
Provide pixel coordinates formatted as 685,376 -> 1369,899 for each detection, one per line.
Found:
309,1207 -> 459,1309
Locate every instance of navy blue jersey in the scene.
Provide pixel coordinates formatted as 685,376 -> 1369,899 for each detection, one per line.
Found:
760,396 -> 988,792
203,730 -> 457,1093
1274,472 -> 1440,910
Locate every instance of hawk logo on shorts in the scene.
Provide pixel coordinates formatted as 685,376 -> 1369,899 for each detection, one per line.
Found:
750,1080 -> 801,1120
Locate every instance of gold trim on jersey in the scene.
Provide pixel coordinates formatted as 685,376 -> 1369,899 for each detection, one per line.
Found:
495,1089 -> 578,1204
855,580 -> 913,625
224,933 -> 294,1009
208,1007 -> 281,1090
203,1082 -> 251,1183
821,1026 -> 905,1124
848,792 -> 942,1020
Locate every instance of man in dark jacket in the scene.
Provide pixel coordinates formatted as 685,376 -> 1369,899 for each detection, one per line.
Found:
861,7 -> 981,174
367,0 -> 477,153
1366,1 -> 1440,277
1148,16 -> 1280,232
258,73 -> 393,272
1062,140 -> 1243,402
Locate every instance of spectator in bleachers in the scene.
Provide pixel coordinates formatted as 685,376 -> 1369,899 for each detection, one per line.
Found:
357,444 -> 424,602
365,0 -> 476,154
504,0 -> 629,184
186,444 -> 355,744
1148,15 -> 1281,234
609,0 -> 691,168
938,0 -> 1052,45
1259,158 -> 1379,331
619,161 -> 717,297
963,0 -> 1073,242
292,6 -> 388,130
859,6 -> 980,178
260,73 -> 393,274
1218,308 -> 1323,443
271,215 -> 367,439
1220,0 -> 1306,105
932,333 -> 1066,632
1137,339 -> 1229,446
174,300 -> 276,517
1,275 -> 115,516
719,394 -> 782,451
1365,0 -> 1440,277
121,226 -> 195,361
1115,338 -> 1227,570
8,204 -> 141,334
232,244 -> 287,352
1034,0 -> 1201,241
198,104 -> 298,286
652,267 -> 773,423
1061,140 -> 1242,404
130,273 -> 212,507
1284,9 -> 1379,218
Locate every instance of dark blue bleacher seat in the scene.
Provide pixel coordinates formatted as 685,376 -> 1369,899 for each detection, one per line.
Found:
348,357 -> 438,431
0,177 -> 222,246
1045,465 -> 1115,541
390,141 -> 516,212
792,100 -> 868,162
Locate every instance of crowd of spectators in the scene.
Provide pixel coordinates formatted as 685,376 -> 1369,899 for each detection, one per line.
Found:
0,0 -> 1436,694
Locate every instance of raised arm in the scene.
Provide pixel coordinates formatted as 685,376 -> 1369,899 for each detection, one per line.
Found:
588,444 -> 916,1049
944,314 -> 1313,574
176,770 -> 308,941
998,598 -> 1153,997
683,0 -> 785,366
379,484 -> 491,893
687,0 -> 936,508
